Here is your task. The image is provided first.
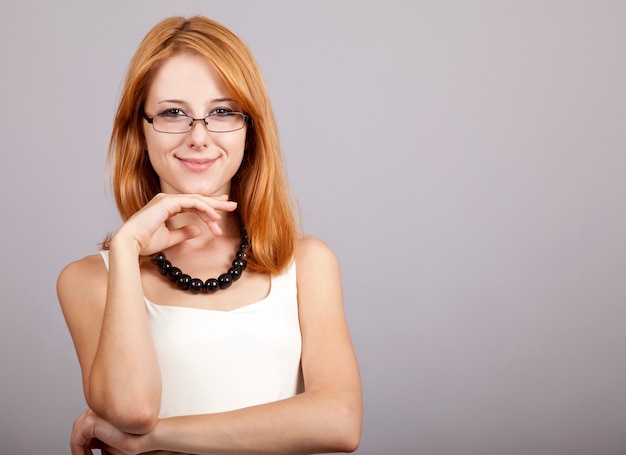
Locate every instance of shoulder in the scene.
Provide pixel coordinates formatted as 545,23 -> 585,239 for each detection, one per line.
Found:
295,234 -> 339,270
294,234 -> 342,304
57,254 -> 108,310
58,253 -> 108,287
294,234 -> 340,284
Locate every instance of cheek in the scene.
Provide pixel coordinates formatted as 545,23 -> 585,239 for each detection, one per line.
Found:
235,128 -> 249,153
144,139 -> 163,169
220,132 -> 247,158
143,128 -> 160,155
144,131 -> 181,157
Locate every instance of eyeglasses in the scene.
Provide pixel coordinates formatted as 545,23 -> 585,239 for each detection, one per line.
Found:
143,110 -> 249,134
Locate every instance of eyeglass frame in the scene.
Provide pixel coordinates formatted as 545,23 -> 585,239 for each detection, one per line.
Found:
142,111 -> 250,134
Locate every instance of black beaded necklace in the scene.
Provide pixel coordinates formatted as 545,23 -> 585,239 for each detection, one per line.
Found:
151,226 -> 249,294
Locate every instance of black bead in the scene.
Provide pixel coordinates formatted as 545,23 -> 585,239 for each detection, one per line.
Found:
228,266 -> 242,281
176,274 -> 191,290
167,267 -> 182,282
218,273 -> 233,289
158,259 -> 172,275
152,252 -> 166,266
205,278 -> 219,292
152,224 -> 249,294
189,278 -> 204,294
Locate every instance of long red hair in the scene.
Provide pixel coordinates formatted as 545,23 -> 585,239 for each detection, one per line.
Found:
107,16 -> 298,274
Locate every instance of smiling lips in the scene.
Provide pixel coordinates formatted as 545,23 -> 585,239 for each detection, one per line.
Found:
177,157 -> 217,172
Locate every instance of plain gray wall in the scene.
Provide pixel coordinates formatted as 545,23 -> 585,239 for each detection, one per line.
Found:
1,1 -> 625,454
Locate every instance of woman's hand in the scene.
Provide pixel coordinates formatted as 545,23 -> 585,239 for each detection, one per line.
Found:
113,193 -> 238,256
70,409 -> 149,455
61,192 -> 238,434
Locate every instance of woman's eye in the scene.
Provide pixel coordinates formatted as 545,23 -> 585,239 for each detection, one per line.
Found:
210,108 -> 234,117
160,108 -> 186,118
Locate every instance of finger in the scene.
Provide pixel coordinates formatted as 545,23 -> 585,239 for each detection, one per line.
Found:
99,446 -> 122,455
175,201 -> 237,236
89,439 -> 107,450
181,195 -> 238,214
177,206 -> 222,224
70,441 -> 90,455
174,216 -> 223,237
212,197 -> 238,211
70,412 -> 93,455
182,198 -> 238,219
214,198 -> 239,213
167,224 -> 203,245
100,450 -> 119,455
206,220 -> 224,236
71,438 -> 94,455
160,202 -> 221,230
149,194 -> 237,229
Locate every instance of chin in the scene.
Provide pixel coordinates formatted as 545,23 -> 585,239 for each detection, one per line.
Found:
192,187 -> 229,197
163,180 -> 230,197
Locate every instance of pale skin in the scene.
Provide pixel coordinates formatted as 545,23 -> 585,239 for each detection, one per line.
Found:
57,53 -> 362,454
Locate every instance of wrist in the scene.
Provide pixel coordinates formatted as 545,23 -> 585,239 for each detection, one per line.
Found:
138,419 -> 162,453
109,230 -> 142,256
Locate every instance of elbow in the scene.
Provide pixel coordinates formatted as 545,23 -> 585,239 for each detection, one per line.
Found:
334,418 -> 362,453
86,375 -> 161,434
342,427 -> 362,453
325,401 -> 362,453
86,393 -> 159,434
110,404 -> 159,435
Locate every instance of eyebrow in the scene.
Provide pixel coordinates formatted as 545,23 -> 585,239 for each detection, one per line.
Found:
211,97 -> 237,103
156,98 -> 237,105
157,99 -> 187,105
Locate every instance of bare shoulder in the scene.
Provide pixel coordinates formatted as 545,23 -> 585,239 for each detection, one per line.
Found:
57,253 -> 108,311
295,234 -> 339,274
295,234 -> 343,313
57,253 -> 108,289
57,254 -> 109,385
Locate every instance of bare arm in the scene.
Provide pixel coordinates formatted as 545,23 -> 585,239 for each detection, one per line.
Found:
58,193 -> 237,434
70,235 -> 362,454
145,236 -> 361,453
58,241 -> 162,434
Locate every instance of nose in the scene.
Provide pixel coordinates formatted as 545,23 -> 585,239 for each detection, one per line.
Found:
187,118 -> 211,149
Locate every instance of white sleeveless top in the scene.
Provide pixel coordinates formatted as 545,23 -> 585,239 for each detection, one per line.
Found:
100,251 -> 303,418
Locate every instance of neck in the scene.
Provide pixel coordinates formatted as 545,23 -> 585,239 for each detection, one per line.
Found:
166,211 -> 241,254
151,224 -> 249,294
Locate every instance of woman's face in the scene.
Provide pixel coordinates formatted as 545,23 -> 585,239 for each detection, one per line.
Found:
143,53 -> 247,197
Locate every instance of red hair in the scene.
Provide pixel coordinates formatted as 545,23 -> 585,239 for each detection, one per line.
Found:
107,16 -> 298,274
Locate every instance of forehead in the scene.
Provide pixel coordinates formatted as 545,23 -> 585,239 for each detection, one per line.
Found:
146,53 -> 234,103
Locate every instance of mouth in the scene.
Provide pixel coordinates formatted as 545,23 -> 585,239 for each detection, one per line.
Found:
177,157 -> 217,172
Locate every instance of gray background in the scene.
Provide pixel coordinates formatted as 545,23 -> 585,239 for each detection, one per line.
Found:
1,1 -> 625,454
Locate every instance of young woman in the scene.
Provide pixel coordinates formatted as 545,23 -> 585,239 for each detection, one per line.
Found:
57,16 -> 362,455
